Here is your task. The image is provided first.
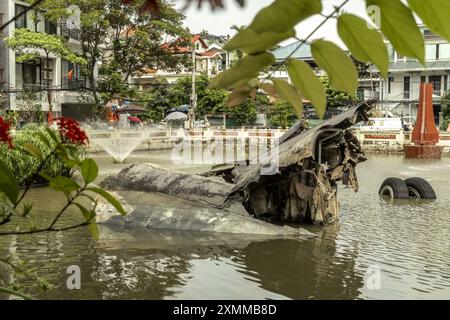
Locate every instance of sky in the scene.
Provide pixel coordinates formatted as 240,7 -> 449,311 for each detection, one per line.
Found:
175,0 -> 372,47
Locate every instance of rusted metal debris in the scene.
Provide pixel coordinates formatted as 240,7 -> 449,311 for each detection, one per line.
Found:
203,100 -> 375,225
102,100 -> 375,227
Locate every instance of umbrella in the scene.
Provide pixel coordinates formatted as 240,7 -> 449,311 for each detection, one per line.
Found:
118,104 -> 146,114
165,111 -> 188,122
128,116 -> 142,123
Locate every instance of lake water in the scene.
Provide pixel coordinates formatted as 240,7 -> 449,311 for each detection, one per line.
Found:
1,152 -> 450,300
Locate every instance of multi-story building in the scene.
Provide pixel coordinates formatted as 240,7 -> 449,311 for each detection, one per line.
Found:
0,0 -> 89,119
378,26 -> 450,125
132,34 -> 232,89
269,26 -> 450,126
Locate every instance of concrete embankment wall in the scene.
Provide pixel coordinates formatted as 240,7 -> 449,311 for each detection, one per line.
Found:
85,128 -> 450,156
354,130 -> 450,155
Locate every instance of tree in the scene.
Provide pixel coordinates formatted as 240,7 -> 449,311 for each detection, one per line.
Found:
267,100 -> 298,128
230,24 -> 246,61
5,28 -> 86,118
320,76 -> 356,108
140,79 -> 174,123
227,98 -> 257,126
36,0 -> 191,117
441,90 -> 450,131
211,0 -> 450,123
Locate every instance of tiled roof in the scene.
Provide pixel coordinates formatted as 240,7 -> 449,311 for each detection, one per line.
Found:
272,41 -> 313,61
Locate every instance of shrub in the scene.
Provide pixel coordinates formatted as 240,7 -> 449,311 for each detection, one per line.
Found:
267,101 -> 298,128
0,124 -> 86,186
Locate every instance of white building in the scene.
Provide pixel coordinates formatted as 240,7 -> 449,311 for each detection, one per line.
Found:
0,0 -> 90,119
377,26 -> 450,125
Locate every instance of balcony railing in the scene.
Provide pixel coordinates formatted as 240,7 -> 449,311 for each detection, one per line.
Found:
61,77 -> 87,91
60,23 -> 81,41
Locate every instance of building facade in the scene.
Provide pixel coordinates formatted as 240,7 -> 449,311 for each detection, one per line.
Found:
0,0 -> 90,119
132,34 -> 232,89
270,26 -> 450,126
378,26 -> 450,125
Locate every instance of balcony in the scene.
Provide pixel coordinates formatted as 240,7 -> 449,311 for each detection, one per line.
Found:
61,77 -> 87,91
60,23 -> 81,41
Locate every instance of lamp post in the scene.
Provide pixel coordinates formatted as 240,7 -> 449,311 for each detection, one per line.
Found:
189,46 -> 197,129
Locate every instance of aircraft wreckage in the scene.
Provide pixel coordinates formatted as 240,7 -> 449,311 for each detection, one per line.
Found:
97,100 -> 374,237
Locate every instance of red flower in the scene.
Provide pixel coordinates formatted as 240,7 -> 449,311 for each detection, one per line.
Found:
0,116 -> 13,149
54,117 -> 89,146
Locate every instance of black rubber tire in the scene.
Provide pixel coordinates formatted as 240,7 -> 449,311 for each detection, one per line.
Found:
379,177 -> 410,199
404,177 -> 437,200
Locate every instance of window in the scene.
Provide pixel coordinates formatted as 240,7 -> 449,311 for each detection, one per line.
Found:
15,4 -> 27,29
388,45 -> 395,62
45,20 -> 57,35
445,75 -> 448,92
440,44 -> 450,60
404,76 -> 410,99
421,76 -> 427,84
41,59 -> 54,87
16,60 -> 41,89
425,44 -> 438,61
388,77 -> 394,94
429,76 -> 442,96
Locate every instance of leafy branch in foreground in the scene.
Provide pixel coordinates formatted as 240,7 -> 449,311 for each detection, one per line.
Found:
0,117 -> 126,238
211,0 -> 450,120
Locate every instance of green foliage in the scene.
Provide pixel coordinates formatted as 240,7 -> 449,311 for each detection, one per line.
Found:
5,28 -> 86,65
366,0 -> 424,63
225,28 -> 295,55
0,125 -> 84,187
197,88 -> 229,116
273,79 -> 303,118
267,101 -> 298,128
320,77 -> 356,108
287,59 -> 326,118
440,90 -> 450,131
311,40 -> 358,96
226,98 -> 257,126
212,0 -> 450,121
337,13 -> 389,78
408,0 -> 450,42
210,53 -> 275,89
248,0 -> 321,34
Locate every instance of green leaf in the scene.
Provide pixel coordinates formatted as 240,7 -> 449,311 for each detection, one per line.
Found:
287,59 -> 326,118
260,83 -> 278,98
73,203 -> 99,241
49,176 -> 80,195
86,187 -> 126,215
0,162 -> 19,204
273,79 -> 303,118
337,13 -> 389,78
227,88 -> 250,107
36,131 -> 51,148
210,52 -> 275,89
45,127 -> 59,143
311,40 -> 358,95
249,0 -> 322,33
408,0 -> 450,42
225,28 -> 295,54
366,0 -> 424,63
22,143 -> 43,160
80,159 -> 98,185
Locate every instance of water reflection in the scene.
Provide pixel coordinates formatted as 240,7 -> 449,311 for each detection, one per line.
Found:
1,153 -> 450,299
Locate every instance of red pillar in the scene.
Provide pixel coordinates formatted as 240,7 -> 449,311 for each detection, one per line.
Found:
404,83 -> 443,159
